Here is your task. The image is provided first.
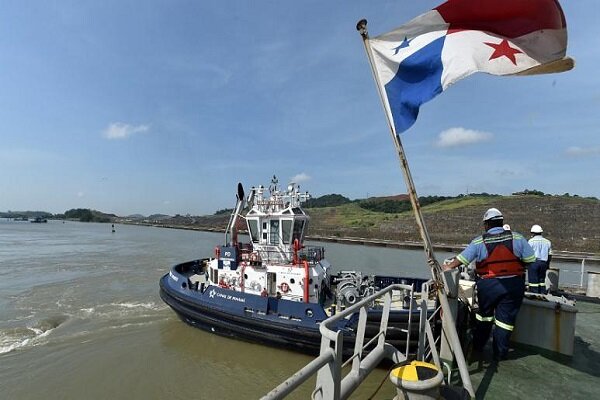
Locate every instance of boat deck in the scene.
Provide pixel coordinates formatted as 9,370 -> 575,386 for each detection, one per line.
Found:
464,299 -> 600,399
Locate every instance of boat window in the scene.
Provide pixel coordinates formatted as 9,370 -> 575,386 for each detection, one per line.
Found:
292,207 -> 303,215
269,220 -> 280,245
247,219 -> 259,243
292,220 -> 305,242
281,220 -> 292,244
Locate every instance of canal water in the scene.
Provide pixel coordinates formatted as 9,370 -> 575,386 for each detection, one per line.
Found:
0,220 -> 594,399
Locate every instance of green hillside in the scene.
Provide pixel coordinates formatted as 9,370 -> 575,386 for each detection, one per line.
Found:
118,193 -> 600,254
306,195 -> 600,253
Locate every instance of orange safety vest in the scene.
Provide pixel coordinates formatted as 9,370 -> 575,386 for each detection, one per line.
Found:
475,231 -> 524,279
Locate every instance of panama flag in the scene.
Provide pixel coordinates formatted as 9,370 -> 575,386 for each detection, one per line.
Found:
368,0 -> 571,135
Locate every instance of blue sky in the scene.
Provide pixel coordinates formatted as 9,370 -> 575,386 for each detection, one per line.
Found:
1,1 -> 598,216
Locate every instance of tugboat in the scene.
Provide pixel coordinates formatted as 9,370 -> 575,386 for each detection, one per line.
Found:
159,177 -> 435,354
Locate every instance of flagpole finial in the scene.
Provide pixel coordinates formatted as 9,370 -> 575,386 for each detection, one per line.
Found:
356,19 -> 368,38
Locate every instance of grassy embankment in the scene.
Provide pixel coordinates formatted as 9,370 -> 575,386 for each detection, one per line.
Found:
306,195 -> 600,254
127,194 -> 599,254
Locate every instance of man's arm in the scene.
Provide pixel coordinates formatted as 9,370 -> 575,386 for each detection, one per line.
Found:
442,239 -> 478,271
517,236 -> 536,264
443,257 -> 463,271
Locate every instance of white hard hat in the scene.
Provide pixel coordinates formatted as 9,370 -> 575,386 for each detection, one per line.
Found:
531,224 -> 543,234
483,208 -> 503,221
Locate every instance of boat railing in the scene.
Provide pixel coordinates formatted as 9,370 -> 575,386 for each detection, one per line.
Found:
248,245 -> 326,265
262,272 -> 475,399
298,246 -> 325,263
262,283 -> 417,400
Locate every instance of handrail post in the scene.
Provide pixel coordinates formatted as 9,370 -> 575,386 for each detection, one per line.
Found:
406,284 -> 414,356
314,330 -> 343,400
378,290 -> 392,347
417,296 -> 428,360
351,306 -> 368,373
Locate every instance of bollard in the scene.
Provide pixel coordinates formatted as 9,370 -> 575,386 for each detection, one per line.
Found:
546,267 -> 560,294
586,271 -> 600,298
389,361 -> 443,400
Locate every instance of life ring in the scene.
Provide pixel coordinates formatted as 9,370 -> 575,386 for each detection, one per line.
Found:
280,282 -> 290,293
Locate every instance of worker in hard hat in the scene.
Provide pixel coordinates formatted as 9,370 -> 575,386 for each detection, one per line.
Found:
527,225 -> 553,294
443,208 -> 536,361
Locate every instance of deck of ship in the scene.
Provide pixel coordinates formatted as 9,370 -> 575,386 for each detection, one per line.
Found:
465,298 -> 600,399
262,292 -> 600,399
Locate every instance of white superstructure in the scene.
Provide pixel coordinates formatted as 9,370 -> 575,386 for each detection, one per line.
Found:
205,176 -> 331,303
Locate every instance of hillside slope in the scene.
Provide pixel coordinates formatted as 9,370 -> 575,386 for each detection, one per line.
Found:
307,195 -> 600,253
128,195 -> 600,254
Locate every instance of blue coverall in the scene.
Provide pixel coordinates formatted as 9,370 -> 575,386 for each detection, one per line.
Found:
456,227 -> 536,359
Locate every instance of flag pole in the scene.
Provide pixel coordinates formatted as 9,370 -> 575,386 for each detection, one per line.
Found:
357,20 -> 475,398
355,19 -> 444,286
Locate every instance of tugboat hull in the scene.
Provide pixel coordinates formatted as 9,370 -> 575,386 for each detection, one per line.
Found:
160,275 -> 324,353
160,270 -> 427,355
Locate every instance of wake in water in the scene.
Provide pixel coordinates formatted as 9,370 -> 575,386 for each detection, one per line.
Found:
0,301 -> 169,355
78,301 -> 167,318
0,315 -> 68,354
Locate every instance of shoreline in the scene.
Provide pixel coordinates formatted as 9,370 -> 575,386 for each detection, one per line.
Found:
119,221 -> 600,264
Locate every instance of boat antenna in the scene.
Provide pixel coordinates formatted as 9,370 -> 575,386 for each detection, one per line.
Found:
269,175 -> 278,195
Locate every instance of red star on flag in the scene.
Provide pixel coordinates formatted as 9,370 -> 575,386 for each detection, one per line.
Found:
484,39 -> 522,65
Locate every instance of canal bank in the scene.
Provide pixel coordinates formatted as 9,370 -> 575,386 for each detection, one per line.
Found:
307,234 -> 600,264
119,221 -> 600,264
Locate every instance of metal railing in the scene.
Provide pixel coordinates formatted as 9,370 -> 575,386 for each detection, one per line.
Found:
238,243 -> 326,266
263,283 -> 424,400
262,275 -> 476,400
557,258 -> 599,289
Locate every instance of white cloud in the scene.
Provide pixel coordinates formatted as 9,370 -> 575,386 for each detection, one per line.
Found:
435,127 -> 493,148
102,122 -> 149,140
290,173 -> 311,184
565,146 -> 600,157
77,191 -> 84,198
